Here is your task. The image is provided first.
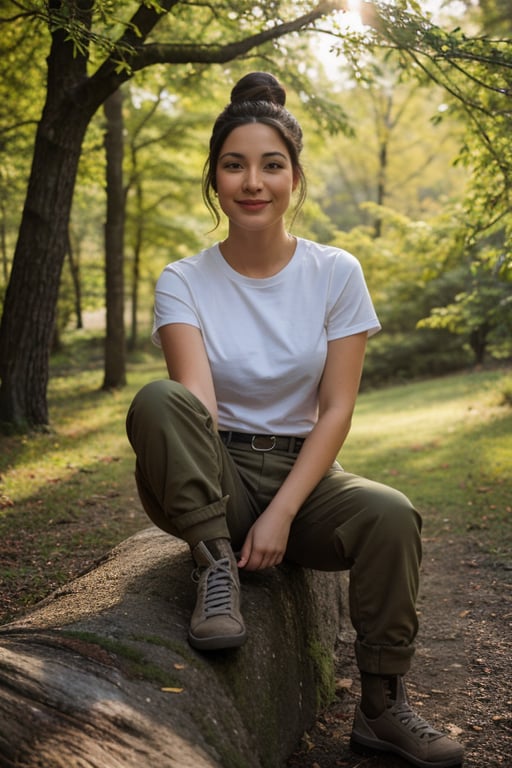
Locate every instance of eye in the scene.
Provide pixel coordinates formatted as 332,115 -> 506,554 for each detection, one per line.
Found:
265,161 -> 284,170
222,161 -> 243,170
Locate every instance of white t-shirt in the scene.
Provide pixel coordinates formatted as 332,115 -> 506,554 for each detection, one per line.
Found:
153,237 -> 380,436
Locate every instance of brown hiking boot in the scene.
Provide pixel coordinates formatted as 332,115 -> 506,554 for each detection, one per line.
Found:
351,675 -> 464,767
188,539 -> 246,650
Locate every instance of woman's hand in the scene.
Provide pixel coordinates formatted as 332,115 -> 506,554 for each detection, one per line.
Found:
237,505 -> 293,571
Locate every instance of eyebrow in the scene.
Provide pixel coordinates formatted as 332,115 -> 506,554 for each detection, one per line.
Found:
219,151 -> 289,161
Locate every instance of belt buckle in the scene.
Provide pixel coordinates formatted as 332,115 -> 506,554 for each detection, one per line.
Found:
251,435 -> 277,452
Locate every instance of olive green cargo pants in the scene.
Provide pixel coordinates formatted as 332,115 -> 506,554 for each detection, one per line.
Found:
126,379 -> 422,676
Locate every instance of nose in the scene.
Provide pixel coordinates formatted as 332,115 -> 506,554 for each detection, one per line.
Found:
242,166 -> 263,192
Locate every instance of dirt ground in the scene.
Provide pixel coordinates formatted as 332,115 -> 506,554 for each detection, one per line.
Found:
287,535 -> 512,768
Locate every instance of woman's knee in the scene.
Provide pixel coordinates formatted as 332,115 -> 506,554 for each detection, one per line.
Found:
359,482 -> 422,543
127,379 -> 195,431
130,378 -> 180,416
126,379 -> 179,449
126,378 -> 216,460
392,496 -> 421,552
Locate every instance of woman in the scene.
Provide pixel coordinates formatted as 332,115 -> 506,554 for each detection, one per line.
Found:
126,72 -> 463,768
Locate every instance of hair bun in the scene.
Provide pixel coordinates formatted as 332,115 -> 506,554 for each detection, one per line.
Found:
230,72 -> 286,107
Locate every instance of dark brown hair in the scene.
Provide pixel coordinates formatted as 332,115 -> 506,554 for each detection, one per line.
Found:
202,72 -> 307,228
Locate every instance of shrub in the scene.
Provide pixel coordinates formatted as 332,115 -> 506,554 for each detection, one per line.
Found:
362,328 -> 472,389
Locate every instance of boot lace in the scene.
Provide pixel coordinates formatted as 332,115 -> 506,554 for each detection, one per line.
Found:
192,558 -> 234,617
391,702 -> 444,741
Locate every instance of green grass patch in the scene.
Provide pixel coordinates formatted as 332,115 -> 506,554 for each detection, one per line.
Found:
0,333 -> 510,622
0,335 -> 166,619
342,369 -> 512,553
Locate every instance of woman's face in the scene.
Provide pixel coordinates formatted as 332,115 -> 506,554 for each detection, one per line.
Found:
215,122 -> 298,233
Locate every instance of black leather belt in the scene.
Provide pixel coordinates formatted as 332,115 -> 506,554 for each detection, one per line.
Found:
219,430 -> 305,454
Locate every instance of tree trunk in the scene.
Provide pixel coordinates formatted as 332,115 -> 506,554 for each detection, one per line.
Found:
373,92 -> 392,239
66,229 -> 83,330
469,322 -> 489,365
374,138 -> 387,238
0,529 -> 343,768
129,178 -> 144,351
0,200 -> 7,283
0,110 -> 90,428
103,89 -> 127,389
0,8 -> 96,430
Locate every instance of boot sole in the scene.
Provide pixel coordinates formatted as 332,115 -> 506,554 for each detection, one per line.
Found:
350,735 -> 464,768
188,629 -> 247,651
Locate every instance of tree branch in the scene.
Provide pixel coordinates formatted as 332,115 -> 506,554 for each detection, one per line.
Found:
103,2 -> 342,75
358,3 -> 512,94
127,1 -> 345,69
84,1 -> 344,112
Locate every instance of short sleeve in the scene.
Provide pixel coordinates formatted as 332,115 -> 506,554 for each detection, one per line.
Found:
326,252 -> 381,340
152,265 -> 201,346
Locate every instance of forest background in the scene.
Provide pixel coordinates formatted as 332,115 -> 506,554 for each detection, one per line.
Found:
0,6 -> 510,764
0,0 -> 510,436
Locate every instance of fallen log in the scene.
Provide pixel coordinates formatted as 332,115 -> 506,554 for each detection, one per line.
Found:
0,528 -> 344,768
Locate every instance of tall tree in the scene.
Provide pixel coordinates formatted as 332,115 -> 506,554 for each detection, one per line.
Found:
103,88 -> 126,389
0,0 -> 341,430
122,81 -> 208,349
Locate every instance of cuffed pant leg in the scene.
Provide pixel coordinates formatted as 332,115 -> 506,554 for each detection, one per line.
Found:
126,379 -> 232,547
285,465 -> 422,676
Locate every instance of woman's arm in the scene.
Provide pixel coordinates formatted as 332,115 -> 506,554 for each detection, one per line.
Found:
158,323 -> 218,425
238,331 -> 368,570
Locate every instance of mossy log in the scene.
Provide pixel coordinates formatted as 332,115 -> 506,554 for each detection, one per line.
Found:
0,528 -> 344,768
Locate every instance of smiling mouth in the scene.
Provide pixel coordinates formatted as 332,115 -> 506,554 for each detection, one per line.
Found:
237,200 -> 270,210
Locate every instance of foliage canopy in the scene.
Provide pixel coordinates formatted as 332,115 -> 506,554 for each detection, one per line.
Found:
0,0 -> 510,430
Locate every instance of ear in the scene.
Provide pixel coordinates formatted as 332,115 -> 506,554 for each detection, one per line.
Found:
292,168 -> 301,191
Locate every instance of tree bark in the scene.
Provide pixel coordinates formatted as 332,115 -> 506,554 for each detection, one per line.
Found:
66,230 -> 83,330
0,106 -> 91,428
128,180 -> 143,351
0,8 -> 95,429
469,322 -> 489,365
103,89 -> 127,389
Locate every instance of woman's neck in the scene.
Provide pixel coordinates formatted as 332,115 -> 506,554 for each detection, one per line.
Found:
219,224 -> 296,279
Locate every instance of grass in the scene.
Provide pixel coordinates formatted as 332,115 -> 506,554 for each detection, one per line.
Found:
344,369 -> 512,549
0,331 -> 511,622
0,332 -> 166,619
